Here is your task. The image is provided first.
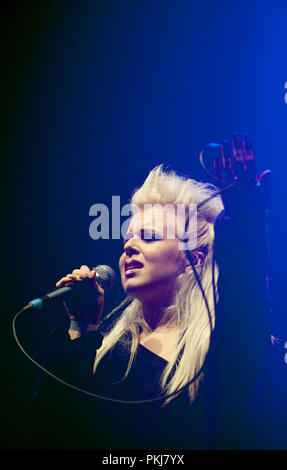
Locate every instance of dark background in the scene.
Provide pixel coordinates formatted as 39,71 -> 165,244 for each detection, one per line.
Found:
1,0 -> 287,449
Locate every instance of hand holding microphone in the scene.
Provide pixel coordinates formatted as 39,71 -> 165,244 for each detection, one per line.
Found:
56,265 -> 105,332
24,264 -> 116,337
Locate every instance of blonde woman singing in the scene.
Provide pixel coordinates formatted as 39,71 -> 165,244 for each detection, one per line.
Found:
30,158 -> 270,450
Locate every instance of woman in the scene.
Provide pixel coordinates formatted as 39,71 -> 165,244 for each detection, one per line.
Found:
30,164 -> 269,450
57,166 -> 223,403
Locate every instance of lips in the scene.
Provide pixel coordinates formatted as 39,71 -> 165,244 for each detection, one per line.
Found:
125,259 -> 144,274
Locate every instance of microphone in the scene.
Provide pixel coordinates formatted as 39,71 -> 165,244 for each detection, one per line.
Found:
23,265 -> 116,311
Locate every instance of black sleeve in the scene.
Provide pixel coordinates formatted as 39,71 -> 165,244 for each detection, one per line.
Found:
28,328 -> 103,449
204,183 -> 271,448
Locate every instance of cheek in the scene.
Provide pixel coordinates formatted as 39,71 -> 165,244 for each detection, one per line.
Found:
160,242 -> 183,264
149,246 -> 185,277
119,254 -> 125,277
119,253 -> 124,268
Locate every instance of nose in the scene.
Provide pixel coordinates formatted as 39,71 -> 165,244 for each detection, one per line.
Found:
124,236 -> 140,257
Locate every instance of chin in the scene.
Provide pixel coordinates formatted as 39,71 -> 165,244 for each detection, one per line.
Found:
124,282 -> 143,296
124,280 -> 149,300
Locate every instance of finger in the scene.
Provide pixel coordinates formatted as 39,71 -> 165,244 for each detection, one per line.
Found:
56,275 -> 76,288
56,265 -> 95,288
71,265 -> 91,276
80,265 -> 91,274
231,132 -> 246,178
93,280 -> 105,295
88,268 -> 96,278
231,132 -> 244,163
242,133 -> 257,183
71,269 -> 86,276
221,140 -> 235,183
90,270 -> 105,295
79,266 -> 94,281
212,154 -> 225,183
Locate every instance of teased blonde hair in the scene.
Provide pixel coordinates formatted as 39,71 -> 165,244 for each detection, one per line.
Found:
93,165 -> 224,405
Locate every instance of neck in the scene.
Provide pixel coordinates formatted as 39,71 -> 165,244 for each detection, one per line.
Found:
142,297 -> 174,331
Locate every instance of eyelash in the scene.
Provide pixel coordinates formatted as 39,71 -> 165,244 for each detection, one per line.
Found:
123,230 -> 162,246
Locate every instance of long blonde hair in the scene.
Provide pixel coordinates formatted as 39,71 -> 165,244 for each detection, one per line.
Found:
93,165 -> 224,405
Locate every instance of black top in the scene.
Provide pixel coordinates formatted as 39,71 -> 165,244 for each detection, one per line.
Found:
30,330 -> 209,450
28,184 -> 287,450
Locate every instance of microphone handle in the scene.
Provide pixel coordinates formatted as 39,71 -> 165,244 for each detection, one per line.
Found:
24,279 -> 93,311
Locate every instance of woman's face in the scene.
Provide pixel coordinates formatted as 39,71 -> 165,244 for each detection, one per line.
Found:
119,205 -> 188,306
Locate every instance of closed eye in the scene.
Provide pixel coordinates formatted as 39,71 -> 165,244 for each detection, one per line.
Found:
123,229 -> 163,246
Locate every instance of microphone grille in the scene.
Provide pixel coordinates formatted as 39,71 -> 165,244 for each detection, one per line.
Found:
94,265 -> 116,290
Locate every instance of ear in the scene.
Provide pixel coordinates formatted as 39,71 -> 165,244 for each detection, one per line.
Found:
184,250 -> 206,271
196,251 -> 206,266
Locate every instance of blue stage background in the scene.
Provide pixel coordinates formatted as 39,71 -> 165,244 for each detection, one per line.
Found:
2,0 -> 287,449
